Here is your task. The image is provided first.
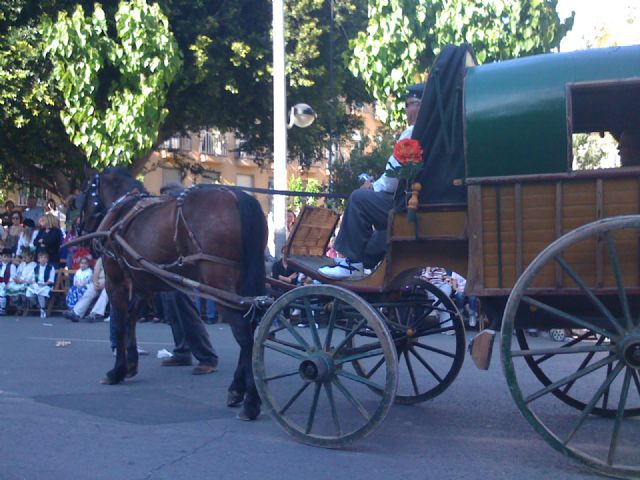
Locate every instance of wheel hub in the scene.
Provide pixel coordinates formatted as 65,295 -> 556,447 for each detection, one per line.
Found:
617,334 -> 640,369
299,352 -> 335,382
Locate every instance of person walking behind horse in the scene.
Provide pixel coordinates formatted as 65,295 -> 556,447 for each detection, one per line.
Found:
155,184 -> 218,375
158,291 -> 219,375
22,195 -> 44,224
318,83 -> 424,279
26,250 -> 55,318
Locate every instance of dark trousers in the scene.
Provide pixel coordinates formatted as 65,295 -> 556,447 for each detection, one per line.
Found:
334,189 -> 394,262
160,291 -> 218,366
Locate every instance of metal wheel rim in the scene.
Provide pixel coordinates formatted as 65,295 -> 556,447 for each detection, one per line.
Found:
253,285 -> 398,448
501,215 -> 640,478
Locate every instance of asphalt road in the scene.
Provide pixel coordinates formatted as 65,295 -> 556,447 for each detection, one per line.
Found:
0,314 -> 616,480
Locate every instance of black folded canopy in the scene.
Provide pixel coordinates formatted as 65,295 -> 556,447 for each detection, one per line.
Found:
412,44 -> 475,204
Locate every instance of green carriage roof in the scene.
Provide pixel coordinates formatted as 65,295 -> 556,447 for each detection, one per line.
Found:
464,45 -> 640,178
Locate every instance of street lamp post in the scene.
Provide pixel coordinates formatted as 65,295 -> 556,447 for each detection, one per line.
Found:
273,0 -> 287,257
272,2 -> 316,257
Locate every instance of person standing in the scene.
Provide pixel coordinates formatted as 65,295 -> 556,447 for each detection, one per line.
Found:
318,83 -> 424,279
22,196 -> 44,224
33,214 -> 63,268
16,218 -> 37,257
159,291 -> 219,375
2,210 -> 23,254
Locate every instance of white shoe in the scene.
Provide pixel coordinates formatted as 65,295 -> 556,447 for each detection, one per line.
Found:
40,309 -> 47,318
468,314 -> 477,327
318,261 -> 363,279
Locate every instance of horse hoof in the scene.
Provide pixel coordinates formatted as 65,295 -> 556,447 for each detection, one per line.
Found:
236,410 -> 259,421
227,390 -> 244,407
126,366 -> 138,378
100,375 -> 119,385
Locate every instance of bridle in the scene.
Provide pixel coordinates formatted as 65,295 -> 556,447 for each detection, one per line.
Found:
79,173 -> 107,234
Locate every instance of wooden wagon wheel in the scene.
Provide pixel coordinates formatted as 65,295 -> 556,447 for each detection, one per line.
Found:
253,285 -> 398,448
350,279 -> 465,405
502,215 -> 640,479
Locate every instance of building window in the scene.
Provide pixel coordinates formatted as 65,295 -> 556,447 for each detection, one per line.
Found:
200,129 -> 228,156
236,174 -> 254,188
161,135 -> 192,152
200,170 -> 221,183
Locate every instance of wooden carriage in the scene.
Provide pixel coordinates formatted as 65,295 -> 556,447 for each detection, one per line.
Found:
253,45 -> 640,478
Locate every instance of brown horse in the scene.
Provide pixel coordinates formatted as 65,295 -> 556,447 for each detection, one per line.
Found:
78,167 -> 267,420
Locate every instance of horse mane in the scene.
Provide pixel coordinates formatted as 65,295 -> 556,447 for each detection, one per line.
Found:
102,167 -> 147,195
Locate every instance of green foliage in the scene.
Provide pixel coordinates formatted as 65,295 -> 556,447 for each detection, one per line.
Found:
349,0 -> 574,127
329,128 -> 395,207
43,0 -> 182,167
288,175 -> 323,212
572,133 -> 618,170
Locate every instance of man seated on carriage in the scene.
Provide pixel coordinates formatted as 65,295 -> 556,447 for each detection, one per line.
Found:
318,83 -> 423,279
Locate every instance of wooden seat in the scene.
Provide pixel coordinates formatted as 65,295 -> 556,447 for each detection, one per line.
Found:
46,269 -> 74,316
285,203 -> 469,293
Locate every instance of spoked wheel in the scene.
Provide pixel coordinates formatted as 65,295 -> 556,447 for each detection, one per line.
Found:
352,280 -> 465,405
253,285 -> 398,448
515,329 -> 640,418
502,216 -> 640,479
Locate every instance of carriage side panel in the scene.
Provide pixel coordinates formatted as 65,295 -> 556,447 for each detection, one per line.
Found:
467,171 -> 640,296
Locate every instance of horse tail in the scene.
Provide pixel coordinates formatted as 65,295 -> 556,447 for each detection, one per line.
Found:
237,191 -> 267,296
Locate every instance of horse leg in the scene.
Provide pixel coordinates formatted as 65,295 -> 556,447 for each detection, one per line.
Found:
125,298 -> 141,378
101,286 -> 130,385
226,310 -> 260,420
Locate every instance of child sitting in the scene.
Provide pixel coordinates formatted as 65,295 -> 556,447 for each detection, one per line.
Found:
26,251 -> 55,318
7,248 -> 37,314
65,256 -> 92,310
0,247 -> 17,315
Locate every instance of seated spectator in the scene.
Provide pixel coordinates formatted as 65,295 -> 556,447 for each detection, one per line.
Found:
64,257 -> 108,322
1,200 -> 16,227
0,247 -> 17,315
2,210 -> 22,254
420,266 -> 454,334
271,248 -> 299,286
449,271 -> 479,328
26,251 -> 55,318
16,218 -> 36,256
6,248 -> 36,314
65,256 -> 92,310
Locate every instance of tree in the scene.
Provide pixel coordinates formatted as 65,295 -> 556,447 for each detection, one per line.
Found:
287,175 -> 323,211
0,0 -> 371,197
329,127 -> 395,206
43,0 -> 182,168
349,0 -> 575,127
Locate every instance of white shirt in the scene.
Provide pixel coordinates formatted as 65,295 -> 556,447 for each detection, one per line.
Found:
372,125 -> 415,193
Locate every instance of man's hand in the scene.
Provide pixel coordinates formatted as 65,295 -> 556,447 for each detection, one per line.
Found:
359,179 -> 373,190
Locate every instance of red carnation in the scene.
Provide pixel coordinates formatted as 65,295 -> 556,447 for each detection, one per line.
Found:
393,138 -> 423,166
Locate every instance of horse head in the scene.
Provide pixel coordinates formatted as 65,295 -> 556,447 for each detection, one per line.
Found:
79,167 -> 146,234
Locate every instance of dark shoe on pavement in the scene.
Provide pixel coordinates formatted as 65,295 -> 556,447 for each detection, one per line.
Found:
63,310 -> 80,323
161,356 -> 193,367
192,363 -> 217,375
